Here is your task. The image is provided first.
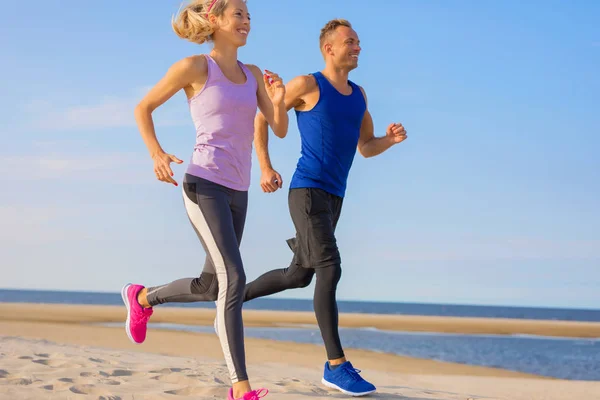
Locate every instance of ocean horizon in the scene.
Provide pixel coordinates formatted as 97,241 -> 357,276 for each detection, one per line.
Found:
1,288 -> 599,322
3,288 -> 599,381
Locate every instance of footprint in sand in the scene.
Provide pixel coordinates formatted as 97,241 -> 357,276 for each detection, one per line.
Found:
32,359 -> 81,368
40,378 -> 76,391
104,369 -> 140,377
32,359 -> 53,366
41,382 -> 69,391
164,386 -> 224,396
273,378 -> 328,396
69,384 -> 118,397
149,367 -> 189,374
7,378 -> 33,386
152,374 -> 202,385
309,387 -> 330,395
186,374 -> 203,379
79,371 -> 111,378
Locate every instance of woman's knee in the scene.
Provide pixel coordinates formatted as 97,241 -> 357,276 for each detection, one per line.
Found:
226,265 -> 247,297
205,281 -> 219,301
191,273 -> 219,301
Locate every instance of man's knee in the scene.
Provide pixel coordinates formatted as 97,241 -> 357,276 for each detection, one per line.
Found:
290,267 -> 314,288
315,263 -> 342,290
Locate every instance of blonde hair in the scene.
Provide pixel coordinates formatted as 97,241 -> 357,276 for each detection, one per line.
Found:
172,0 -> 244,44
319,19 -> 352,50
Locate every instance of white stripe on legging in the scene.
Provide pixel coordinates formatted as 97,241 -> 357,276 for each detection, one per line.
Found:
182,189 -> 238,383
145,284 -> 167,298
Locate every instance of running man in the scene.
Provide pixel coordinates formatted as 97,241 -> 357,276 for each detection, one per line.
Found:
244,19 -> 408,396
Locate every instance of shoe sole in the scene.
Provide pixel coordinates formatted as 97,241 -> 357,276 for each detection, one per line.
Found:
321,378 -> 376,397
121,283 -> 140,345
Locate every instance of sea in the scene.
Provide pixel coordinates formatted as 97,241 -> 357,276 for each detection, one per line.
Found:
1,289 -> 599,381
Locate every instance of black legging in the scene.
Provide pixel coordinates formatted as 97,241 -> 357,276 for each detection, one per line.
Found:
244,262 -> 344,360
146,174 -> 249,383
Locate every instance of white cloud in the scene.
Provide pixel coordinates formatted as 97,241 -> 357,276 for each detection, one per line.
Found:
25,88 -> 192,131
0,153 -> 150,182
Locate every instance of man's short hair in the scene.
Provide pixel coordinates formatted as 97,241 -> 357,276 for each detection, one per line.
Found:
319,19 -> 352,50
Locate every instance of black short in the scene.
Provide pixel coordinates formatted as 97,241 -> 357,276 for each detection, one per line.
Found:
286,188 -> 343,269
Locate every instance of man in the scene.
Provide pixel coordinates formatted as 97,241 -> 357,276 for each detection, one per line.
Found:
245,19 -> 407,396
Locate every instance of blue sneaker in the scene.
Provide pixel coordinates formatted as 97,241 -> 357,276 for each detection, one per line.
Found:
321,361 -> 376,396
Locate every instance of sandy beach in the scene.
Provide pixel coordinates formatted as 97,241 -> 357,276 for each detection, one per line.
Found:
0,303 -> 599,399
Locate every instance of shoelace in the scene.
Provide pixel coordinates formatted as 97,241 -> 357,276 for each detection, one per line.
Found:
343,366 -> 363,382
244,388 -> 269,400
133,308 -> 152,324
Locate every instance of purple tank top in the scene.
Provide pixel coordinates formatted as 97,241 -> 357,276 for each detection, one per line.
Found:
186,55 -> 258,191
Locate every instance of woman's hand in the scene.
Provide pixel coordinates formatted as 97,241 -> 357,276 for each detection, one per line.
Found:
152,151 -> 183,186
264,69 -> 285,106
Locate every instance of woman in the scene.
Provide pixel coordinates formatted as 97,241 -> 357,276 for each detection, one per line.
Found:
121,0 -> 286,398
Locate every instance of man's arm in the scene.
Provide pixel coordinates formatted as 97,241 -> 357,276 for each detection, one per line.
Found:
255,75 -> 314,192
357,87 -> 407,158
247,65 -> 289,139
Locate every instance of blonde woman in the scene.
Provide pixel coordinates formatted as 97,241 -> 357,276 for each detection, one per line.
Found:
121,0 -> 286,398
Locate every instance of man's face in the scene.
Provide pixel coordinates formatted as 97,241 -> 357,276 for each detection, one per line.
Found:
325,26 -> 361,71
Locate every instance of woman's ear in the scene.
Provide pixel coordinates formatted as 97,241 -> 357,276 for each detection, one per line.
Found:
208,13 -> 218,27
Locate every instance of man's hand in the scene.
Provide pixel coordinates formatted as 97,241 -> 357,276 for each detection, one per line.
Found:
260,168 -> 283,193
386,122 -> 407,144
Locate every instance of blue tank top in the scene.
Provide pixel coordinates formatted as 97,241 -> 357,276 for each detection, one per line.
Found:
289,72 -> 367,198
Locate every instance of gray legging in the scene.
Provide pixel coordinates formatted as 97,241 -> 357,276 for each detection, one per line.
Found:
145,173 -> 248,383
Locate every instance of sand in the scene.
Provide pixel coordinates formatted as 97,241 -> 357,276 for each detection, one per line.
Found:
0,303 -> 599,399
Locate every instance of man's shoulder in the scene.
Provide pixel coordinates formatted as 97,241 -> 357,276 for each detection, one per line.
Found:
289,74 -> 318,93
296,74 -> 318,85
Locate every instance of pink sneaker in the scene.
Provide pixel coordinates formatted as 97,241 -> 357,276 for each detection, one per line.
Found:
121,283 -> 153,344
227,388 -> 268,400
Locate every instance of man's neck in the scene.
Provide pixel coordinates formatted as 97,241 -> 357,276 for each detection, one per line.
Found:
321,65 -> 351,89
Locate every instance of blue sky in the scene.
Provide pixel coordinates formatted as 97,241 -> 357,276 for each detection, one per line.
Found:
1,0 -> 598,308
